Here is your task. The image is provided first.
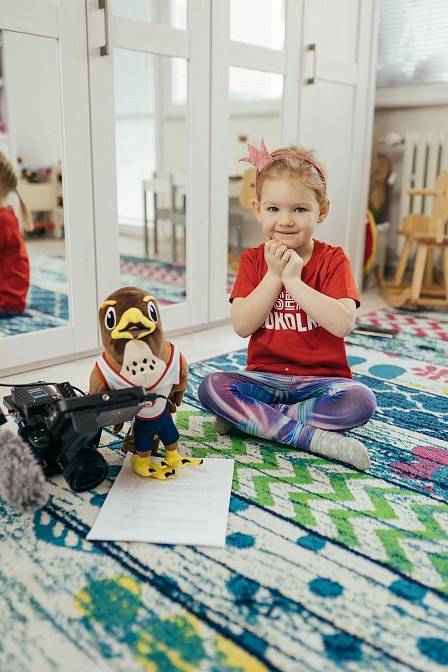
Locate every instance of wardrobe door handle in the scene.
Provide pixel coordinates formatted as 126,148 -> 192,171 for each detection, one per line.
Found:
99,0 -> 110,56
306,43 -> 316,84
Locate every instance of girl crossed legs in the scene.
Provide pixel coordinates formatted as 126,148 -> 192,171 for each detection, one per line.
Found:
198,371 -> 377,470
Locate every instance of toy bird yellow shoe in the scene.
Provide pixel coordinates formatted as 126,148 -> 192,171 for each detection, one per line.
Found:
162,448 -> 203,469
131,455 -> 175,480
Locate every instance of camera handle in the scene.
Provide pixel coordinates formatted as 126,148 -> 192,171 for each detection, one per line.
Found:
142,390 -> 178,413
142,391 -> 168,402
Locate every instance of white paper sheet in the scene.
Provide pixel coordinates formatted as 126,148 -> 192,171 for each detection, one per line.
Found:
87,456 -> 234,547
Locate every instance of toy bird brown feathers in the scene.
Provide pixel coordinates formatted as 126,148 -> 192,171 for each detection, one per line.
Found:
90,287 -> 201,479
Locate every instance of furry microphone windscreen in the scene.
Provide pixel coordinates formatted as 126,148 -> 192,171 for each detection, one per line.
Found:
0,428 -> 49,513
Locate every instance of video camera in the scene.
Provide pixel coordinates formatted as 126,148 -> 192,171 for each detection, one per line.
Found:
3,382 -> 158,492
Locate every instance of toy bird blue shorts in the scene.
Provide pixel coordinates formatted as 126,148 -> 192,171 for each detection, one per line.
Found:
133,408 -> 180,453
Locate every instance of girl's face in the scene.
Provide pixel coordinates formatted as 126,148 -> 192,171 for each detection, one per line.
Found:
252,177 -> 329,255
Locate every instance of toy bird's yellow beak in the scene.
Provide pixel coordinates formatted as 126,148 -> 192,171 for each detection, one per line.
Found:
111,307 -> 156,340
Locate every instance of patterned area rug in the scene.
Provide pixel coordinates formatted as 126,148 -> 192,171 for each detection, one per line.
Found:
1,307 -> 448,671
0,256 -> 69,338
120,255 -> 187,305
0,255 -> 236,337
120,255 -> 236,303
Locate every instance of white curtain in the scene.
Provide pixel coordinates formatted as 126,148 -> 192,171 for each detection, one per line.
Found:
377,0 -> 448,87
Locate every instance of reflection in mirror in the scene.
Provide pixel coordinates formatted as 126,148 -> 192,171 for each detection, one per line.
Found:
230,0 -> 285,50
111,0 -> 187,29
114,49 -> 188,305
227,67 -> 283,289
0,31 -> 67,339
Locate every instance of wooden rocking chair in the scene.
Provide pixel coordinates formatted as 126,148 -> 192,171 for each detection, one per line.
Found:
377,171 -> 448,308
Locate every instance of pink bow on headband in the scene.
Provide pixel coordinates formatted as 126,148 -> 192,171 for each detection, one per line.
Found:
239,138 -> 326,189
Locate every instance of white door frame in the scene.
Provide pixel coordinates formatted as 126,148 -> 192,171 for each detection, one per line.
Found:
209,0 -> 304,323
86,0 -> 210,334
0,0 -> 98,373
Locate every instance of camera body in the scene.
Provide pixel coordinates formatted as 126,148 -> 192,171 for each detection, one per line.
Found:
3,382 -> 152,492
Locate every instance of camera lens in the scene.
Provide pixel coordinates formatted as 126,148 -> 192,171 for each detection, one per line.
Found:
62,449 -> 108,492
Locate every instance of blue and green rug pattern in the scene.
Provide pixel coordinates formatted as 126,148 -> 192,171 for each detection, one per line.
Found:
1,308 -> 448,671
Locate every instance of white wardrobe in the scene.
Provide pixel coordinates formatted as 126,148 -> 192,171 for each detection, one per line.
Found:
0,0 -> 379,373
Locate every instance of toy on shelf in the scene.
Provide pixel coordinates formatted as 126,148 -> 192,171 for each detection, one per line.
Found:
369,152 -> 392,219
377,171 -> 448,308
89,286 -> 202,480
17,161 -> 63,237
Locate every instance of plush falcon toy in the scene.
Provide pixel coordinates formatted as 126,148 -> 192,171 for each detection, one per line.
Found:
90,286 -> 202,480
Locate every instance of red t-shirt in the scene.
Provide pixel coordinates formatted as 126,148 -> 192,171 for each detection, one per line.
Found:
0,206 -> 30,313
230,240 -> 360,378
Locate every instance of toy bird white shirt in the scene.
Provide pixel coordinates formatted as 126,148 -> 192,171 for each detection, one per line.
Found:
95,342 -> 181,420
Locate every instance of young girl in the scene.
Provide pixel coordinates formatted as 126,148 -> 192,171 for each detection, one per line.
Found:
198,139 -> 377,470
0,152 -> 33,317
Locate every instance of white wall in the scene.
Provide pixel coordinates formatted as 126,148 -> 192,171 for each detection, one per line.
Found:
5,31 -> 61,166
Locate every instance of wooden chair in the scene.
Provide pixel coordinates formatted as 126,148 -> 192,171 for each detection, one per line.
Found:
377,171 -> 448,308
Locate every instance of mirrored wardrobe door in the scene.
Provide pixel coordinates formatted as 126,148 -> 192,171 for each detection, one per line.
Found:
210,0 -> 299,323
0,1 -> 98,373
87,0 -> 210,332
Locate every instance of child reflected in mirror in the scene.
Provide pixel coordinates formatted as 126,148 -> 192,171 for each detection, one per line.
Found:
0,152 -> 34,317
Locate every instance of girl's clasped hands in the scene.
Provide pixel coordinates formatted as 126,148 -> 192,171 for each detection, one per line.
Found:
264,236 -> 304,286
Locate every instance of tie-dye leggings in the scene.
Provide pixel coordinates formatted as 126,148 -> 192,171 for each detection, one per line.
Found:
198,370 -> 377,450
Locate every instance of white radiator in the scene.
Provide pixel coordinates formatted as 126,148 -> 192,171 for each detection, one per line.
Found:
399,131 -> 448,223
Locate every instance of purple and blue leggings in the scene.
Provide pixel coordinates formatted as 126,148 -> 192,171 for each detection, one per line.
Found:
198,371 -> 377,450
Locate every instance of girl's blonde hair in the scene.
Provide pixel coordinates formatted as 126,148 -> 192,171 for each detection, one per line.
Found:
0,152 -> 33,232
256,145 -> 327,205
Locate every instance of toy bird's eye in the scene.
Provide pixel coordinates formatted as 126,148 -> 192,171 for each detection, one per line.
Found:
105,306 -> 116,330
147,301 -> 158,323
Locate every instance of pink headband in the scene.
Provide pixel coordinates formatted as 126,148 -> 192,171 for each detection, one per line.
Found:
239,138 -> 326,191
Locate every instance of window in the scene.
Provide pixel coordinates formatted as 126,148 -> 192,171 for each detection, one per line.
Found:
377,0 -> 448,87
114,49 -> 156,225
229,0 -> 285,50
170,0 -> 285,107
229,67 -> 283,104
111,0 -> 187,28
